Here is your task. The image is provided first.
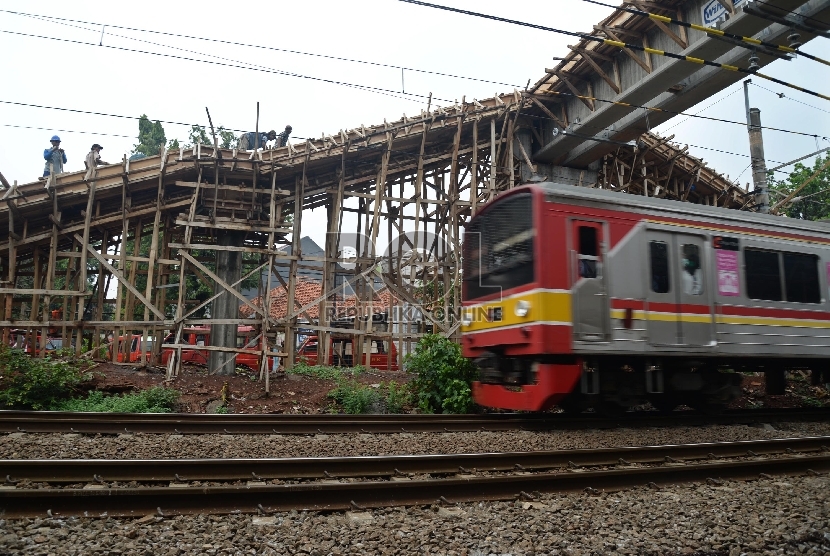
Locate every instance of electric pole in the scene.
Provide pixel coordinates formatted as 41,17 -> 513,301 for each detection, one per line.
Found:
744,79 -> 769,213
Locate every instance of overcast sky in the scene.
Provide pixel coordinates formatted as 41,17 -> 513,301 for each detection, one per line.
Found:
1,0 -> 828,251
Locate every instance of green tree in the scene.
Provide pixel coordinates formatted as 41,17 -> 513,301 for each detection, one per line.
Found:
133,115 -> 167,157
218,126 -> 238,149
770,153 -> 830,221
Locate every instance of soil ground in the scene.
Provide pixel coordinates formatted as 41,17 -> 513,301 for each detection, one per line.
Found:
84,362 -> 412,414
77,362 -> 830,414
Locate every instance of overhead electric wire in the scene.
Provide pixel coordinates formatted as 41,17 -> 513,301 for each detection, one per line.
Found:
16,13 -> 420,105
656,85 -> 742,132
754,0 -> 830,28
0,8 -> 522,90
397,0 -> 830,102
1,123 -> 134,139
750,82 -> 830,115
581,0 -> 830,68
0,29 -> 444,106
3,10 -> 825,141
526,89 -> 824,139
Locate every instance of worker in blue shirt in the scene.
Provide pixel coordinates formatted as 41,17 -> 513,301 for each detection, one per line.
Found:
43,135 -> 67,177
238,130 -> 276,151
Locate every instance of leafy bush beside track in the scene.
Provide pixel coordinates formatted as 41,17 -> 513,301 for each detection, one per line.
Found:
0,346 -> 93,410
405,334 -> 478,414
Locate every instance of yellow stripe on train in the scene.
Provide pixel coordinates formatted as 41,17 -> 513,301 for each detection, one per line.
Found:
609,309 -> 830,329
461,290 -> 572,332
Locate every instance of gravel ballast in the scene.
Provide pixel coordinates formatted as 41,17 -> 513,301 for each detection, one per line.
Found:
1,475 -> 829,555
3,422 -> 830,460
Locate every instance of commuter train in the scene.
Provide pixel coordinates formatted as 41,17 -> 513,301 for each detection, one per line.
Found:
461,182 -> 830,413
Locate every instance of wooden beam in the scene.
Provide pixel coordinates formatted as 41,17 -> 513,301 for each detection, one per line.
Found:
74,233 -> 166,321
599,27 -> 652,74
569,45 -> 621,94
554,72 -> 594,111
529,95 -> 567,129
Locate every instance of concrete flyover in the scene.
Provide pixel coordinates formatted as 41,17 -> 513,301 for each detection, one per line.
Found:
531,0 -> 830,168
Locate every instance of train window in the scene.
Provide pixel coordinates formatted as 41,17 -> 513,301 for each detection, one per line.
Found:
578,227 -> 598,257
744,249 -> 782,301
681,244 -> 703,296
196,334 -> 207,346
649,241 -> 670,293
783,253 -> 821,304
577,226 -> 599,278
236,336 -> 246,348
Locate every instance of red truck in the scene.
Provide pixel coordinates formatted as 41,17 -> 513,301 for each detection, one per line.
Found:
297,334 -> 399,371
160,325 -> 277,370
111,336 -> 155,363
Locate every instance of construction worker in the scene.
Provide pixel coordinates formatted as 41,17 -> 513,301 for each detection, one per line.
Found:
237,129 -> 276,151
275,125 -> 292,148
84,144 -> 110,170
42,135 -> 66,178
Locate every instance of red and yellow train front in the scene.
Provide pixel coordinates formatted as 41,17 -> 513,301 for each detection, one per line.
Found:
461,186 -> 580,411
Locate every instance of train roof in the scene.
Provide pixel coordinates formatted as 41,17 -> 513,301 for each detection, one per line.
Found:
535,182 -> 830,240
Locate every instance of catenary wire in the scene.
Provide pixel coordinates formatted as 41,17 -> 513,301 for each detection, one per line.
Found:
0,29 -> 444,106
396,0 -> 830,102
0,8 -> 523,90
750,82 -> 830,115
581,0 -> 830,67
2,19 -> 824,140
660,85 -> 743,132
15,13 -> 422,105
1,124 -> 134,139
755,0 -> 830,28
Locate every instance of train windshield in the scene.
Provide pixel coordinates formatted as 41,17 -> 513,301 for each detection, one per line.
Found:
462,192 -> 535,300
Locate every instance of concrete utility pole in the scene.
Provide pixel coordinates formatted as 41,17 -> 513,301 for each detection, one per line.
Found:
744,80 -> 770,213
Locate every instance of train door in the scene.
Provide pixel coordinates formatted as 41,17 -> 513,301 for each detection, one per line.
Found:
571,221 -> 609,340
646,232 -> 713,346
674,234 -> 713,346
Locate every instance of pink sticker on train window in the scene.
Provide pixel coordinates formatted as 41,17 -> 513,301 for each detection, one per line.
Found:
716,250 -> 740,296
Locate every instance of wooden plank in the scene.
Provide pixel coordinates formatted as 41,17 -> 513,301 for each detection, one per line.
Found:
74,233 -> 166,321
569,45 -> 621,94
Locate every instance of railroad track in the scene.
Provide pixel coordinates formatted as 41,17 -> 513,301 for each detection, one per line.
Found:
2,407 -> 829,434
2,437 -> 828,518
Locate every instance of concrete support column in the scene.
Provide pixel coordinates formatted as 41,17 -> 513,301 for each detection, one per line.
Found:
209,231 -> 244,375
748,108 -> 769,214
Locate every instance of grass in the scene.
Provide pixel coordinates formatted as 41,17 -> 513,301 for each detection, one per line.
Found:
52,387 -> 180,413
286,361 -> 367,380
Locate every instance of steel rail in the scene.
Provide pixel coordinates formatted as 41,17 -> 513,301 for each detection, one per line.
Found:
2,455 -> 827,518
2,408 -> 828,434
3,436 -> 828,484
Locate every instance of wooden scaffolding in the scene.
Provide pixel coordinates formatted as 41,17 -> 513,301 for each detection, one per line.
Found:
0,90 -> 750,388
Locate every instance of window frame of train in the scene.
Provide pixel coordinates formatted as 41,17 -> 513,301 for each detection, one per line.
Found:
462,192 -> 535,300
743,248 -> 821,304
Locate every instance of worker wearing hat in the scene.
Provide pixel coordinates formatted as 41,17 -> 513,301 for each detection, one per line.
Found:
42,135 -> 67,177
85,143 -> 110,170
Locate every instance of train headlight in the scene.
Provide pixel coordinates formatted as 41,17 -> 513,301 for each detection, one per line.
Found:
514,300 -> 531,318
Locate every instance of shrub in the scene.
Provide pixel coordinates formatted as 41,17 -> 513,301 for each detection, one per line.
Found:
0,346 -> 92,410
328,380 -> 412,414
329,381 -> 380,414
405,334 -> 478,414
53,387 -> 180,413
